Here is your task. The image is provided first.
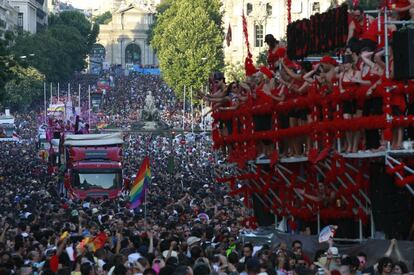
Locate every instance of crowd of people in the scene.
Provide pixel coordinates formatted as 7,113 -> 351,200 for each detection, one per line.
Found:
208,5 -> 414,160
1,4 -> 414,275
97,73 -> 201,130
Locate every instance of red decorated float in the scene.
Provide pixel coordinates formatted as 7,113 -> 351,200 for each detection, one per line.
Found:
211,6 -> 414,239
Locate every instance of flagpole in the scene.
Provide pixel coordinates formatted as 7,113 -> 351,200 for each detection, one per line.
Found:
182,86 -> 186,130
201,85 -> 204,131
68,82 -> 71,101
44,82 -> 47,124
57,82 -> 60,103
88,85 -> 91,126
191,86 -> 194,134
50,82 -> 53,104
144,184 -> 147,230
78,84 -> 81,115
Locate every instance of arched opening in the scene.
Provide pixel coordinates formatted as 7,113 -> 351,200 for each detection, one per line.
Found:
89,44 -> 106,74
125,43 -> 141,65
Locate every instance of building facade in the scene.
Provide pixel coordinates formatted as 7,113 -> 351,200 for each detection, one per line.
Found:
222,0 -> 339,65
91,0 -> 159,72
0,0 -> 18,37
8,0 -> 48,33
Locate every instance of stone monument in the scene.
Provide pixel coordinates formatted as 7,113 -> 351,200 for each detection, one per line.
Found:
140,91 -> 164,130
142,91 -> 159,121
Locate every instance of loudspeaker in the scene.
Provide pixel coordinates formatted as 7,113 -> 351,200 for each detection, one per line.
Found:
252,194 -> 274,226
370,163 -> 413,239
393,28 -> 414,80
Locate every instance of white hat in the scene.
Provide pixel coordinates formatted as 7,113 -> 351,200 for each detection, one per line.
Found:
327,247 -> 340,257
187,236 -> 201,247
162,250 -> 178,259
92,208 -> 99,214
128,252 -> 142,263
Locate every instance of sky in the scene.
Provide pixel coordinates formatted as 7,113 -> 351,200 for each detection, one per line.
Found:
63,0 -> 109,10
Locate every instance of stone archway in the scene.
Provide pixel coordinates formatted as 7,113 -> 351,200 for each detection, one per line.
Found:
125,43 -> 141,65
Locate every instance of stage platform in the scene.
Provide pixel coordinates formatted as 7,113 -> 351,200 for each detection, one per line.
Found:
241,148 -> 414,165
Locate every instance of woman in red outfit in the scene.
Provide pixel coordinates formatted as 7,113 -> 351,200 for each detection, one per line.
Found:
359,50 -> 384,150
253,67 -> 277,158
282,60 -> 313,155
265,34 -> 280,72
339,55 -> 362,153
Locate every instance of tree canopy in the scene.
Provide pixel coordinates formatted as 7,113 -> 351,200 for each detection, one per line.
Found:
151,0 -> 224,100
4,66 -> 45,111
93,11 -> 112,25
10,11 -> 98,82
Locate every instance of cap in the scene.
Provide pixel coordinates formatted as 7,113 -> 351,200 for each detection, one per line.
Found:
320,56 -> 338,66
187,236 -> 201,246
264,34 -> 279,44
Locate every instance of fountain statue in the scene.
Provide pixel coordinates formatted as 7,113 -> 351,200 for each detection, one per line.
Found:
142,91 -> 159,121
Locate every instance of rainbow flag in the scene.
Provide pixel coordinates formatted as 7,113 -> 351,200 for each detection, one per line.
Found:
129,157 -> 151,209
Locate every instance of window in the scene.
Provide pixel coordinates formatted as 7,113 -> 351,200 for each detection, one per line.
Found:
73,169 -> 122,190
247,3 -> 253,15
266,3 -> 272,16
17,12 -> 23,29
312,2 -> 320,12
0,19 -> 6,28
255,24 -> 263,47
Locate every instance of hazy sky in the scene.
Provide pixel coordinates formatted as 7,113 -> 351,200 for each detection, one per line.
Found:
64,0 -> 109,10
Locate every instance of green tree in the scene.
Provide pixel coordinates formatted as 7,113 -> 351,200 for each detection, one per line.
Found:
0,31 -> 18,106
93,11 -> 112,25
11,11 -> 98,82
147,0 -> 175,46
152,0 -> 224,100
4,66 -> 45,110
256,50 -> 268,67
224,62 -> 245,83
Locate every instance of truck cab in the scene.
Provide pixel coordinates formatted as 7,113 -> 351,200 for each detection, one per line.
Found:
0,109 -> 16,141
63,133 -> 124,199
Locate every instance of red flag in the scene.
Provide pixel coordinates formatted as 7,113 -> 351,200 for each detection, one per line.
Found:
50,255 -> 59,273
226,24 -> 232,47
92,232 -> 108,251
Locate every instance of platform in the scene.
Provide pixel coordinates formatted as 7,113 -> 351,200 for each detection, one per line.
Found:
228,148 -> 414,167
341,151 -> 386,159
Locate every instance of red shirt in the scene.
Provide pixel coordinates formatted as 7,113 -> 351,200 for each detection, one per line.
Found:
267,48 -> 279,71
360,16 -> 393,48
